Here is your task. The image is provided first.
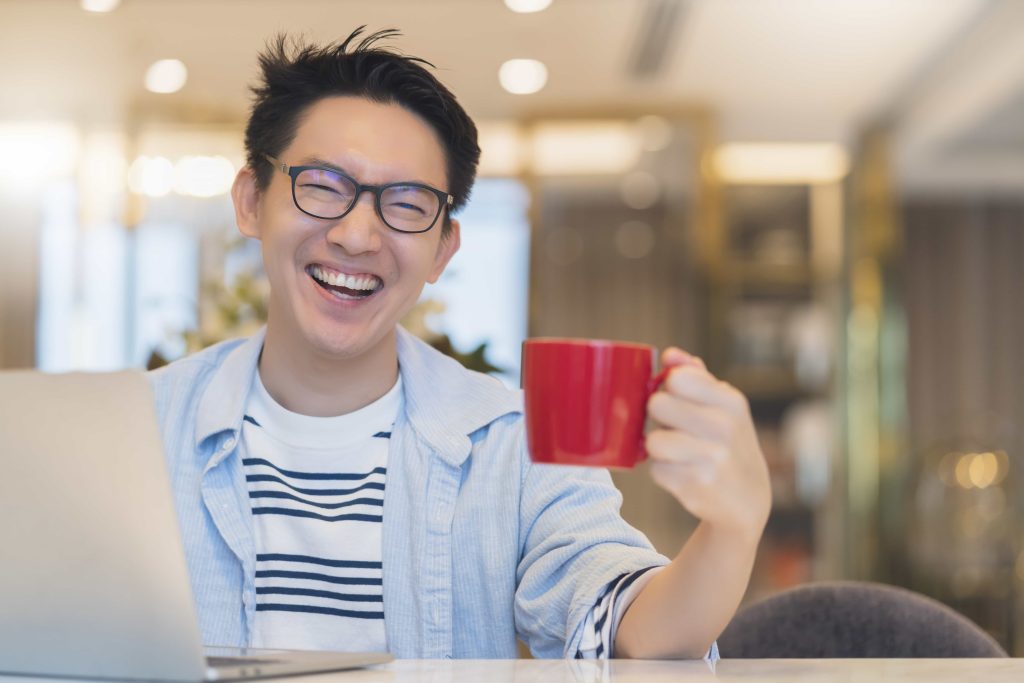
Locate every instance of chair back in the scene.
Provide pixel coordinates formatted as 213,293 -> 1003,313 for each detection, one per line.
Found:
718,581 -> 1007,658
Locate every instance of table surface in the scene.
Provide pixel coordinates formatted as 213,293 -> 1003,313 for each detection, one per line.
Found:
323,658 -> 1020,682
4,658 -> 1022,683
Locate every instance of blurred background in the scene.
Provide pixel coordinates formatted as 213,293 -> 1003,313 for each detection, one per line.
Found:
1,0 -> 1022,653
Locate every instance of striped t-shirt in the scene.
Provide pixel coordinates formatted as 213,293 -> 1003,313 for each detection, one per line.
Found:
241,371 -> 659,657
242,373 -> 399,652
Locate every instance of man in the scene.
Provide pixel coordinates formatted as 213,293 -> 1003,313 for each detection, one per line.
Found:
149,28 -> 771,659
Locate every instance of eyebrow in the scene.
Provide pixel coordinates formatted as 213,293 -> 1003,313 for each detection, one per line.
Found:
299,156 -> 349,175
296,156 -> 445,191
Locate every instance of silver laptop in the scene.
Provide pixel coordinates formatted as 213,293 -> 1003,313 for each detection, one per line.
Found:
0,370 -> 393,681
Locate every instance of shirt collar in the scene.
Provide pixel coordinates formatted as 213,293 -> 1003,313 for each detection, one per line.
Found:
395,326 -> 522,467
193,325 -> 523,465
194,327 -> 266,448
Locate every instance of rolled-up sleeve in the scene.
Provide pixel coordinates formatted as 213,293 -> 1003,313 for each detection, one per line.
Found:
513,459 -> 670,658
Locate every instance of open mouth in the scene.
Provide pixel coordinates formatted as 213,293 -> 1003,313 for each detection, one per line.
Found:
306,264 -> 383,300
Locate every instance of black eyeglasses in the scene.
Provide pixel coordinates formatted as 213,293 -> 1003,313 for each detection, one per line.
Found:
265,155 -> 453,234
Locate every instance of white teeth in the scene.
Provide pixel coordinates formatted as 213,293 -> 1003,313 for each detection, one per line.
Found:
310,265 -> 380,291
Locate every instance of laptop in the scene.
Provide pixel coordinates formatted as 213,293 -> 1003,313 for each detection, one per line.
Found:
0,370 -> 393,681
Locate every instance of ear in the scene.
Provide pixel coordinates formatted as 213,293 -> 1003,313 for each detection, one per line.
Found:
232,166 -> 262,239
427,218 -> 461,284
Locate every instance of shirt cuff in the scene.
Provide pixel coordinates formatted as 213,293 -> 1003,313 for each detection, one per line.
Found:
576,566 -> 660,659
575,566 -> 720,662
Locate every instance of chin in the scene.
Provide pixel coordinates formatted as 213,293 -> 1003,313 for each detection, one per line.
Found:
305,322 -> 392,361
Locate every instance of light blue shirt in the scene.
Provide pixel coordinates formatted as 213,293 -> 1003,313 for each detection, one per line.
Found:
147,326 -> 671,658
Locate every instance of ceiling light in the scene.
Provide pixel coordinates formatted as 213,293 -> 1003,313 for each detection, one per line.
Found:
144,59 -> 188,94
499,59 -> 548,95
712,143 -> 850,184
81,0 -> 120,12
128,156 -> 174,197
531,121 -> 641,175
504,0 -> 553,12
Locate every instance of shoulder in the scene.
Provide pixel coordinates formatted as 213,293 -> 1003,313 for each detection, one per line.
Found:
147,337 -> 245,394
145,336 -> 251,420
397,327 -> 523,434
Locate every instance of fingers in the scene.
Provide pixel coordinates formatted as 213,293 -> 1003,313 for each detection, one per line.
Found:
645,430 -> 724,491
660,346 -> 705,370
648,392 -> 733,441
645,428 -> 727,467
657,362 -> 748,415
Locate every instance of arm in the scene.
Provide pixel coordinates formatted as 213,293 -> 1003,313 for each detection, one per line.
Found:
514,452 -> 670,658
614,349 -> 772,659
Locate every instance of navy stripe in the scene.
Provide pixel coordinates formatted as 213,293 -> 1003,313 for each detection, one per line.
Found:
256,570 -> 382,586
245,475 -> 385,497
242,459 -> 386,481
596,642 -> 604,658
594,567 -> 657,633
248,491 -> 384,510
243,415 -> 261,427
256,604 -> 384,620
252,507 -> 383,523
257,553 -> 382,569
616,566 -> 658,594
594,603 -> 611,634
372,431 -> 391,439
256,586 -> 382,603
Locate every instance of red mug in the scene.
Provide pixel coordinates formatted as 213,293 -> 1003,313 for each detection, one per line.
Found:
521,338 -> 669,468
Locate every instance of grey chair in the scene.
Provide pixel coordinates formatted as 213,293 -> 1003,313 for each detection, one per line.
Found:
718,581 -> 1007,658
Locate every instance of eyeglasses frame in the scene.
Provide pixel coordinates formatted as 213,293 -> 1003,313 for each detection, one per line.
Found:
264,154 -> 453,234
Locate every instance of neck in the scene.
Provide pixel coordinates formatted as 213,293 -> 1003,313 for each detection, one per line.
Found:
259,322 -> 399,417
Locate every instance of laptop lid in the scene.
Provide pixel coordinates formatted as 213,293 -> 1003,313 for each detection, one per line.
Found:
0,370 -> 208,681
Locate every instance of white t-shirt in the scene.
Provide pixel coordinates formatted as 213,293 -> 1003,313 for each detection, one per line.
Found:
242,373 -> 400,652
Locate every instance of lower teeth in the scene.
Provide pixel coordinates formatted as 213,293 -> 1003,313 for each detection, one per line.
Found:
316,277 -> 372,298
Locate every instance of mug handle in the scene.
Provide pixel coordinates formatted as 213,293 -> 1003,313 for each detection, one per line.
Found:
637,366 -> 673,462
646,366 -> 672,398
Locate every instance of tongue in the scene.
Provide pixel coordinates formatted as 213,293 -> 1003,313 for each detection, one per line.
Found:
322,280 -> 370,297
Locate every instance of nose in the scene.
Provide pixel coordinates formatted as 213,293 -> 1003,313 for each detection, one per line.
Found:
324,191 -> 384,255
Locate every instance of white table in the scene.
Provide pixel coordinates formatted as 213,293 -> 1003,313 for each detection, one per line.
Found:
3,658 -> 1022,682
357,659 -> 1021,682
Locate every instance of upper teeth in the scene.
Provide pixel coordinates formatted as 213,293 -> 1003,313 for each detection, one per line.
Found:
310,265 -> 379,291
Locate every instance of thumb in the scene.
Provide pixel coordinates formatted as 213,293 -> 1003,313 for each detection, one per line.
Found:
660,346 -> 705,370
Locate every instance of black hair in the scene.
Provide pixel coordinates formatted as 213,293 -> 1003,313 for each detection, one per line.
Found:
244,28 -> 480,234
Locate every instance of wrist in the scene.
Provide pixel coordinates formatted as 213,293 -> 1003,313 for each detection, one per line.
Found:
699,513 -> 767,548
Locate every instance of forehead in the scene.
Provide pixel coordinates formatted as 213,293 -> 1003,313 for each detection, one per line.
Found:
286,96 -> 448,186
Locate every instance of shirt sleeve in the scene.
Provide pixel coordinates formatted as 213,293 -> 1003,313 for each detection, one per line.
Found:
575,566 -> 720,662
513,459 -> 672,659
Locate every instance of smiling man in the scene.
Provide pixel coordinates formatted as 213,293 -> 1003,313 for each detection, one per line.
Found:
149,28 -> 771,660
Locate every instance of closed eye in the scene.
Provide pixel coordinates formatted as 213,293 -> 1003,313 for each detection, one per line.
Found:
391,201 -> 427,215
301,182 -> 343,194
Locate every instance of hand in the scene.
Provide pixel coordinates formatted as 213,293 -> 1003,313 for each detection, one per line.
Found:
645,348 -> 772,539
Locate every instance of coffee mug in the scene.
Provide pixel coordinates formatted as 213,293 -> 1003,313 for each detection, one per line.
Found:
521,338 -> 670,468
